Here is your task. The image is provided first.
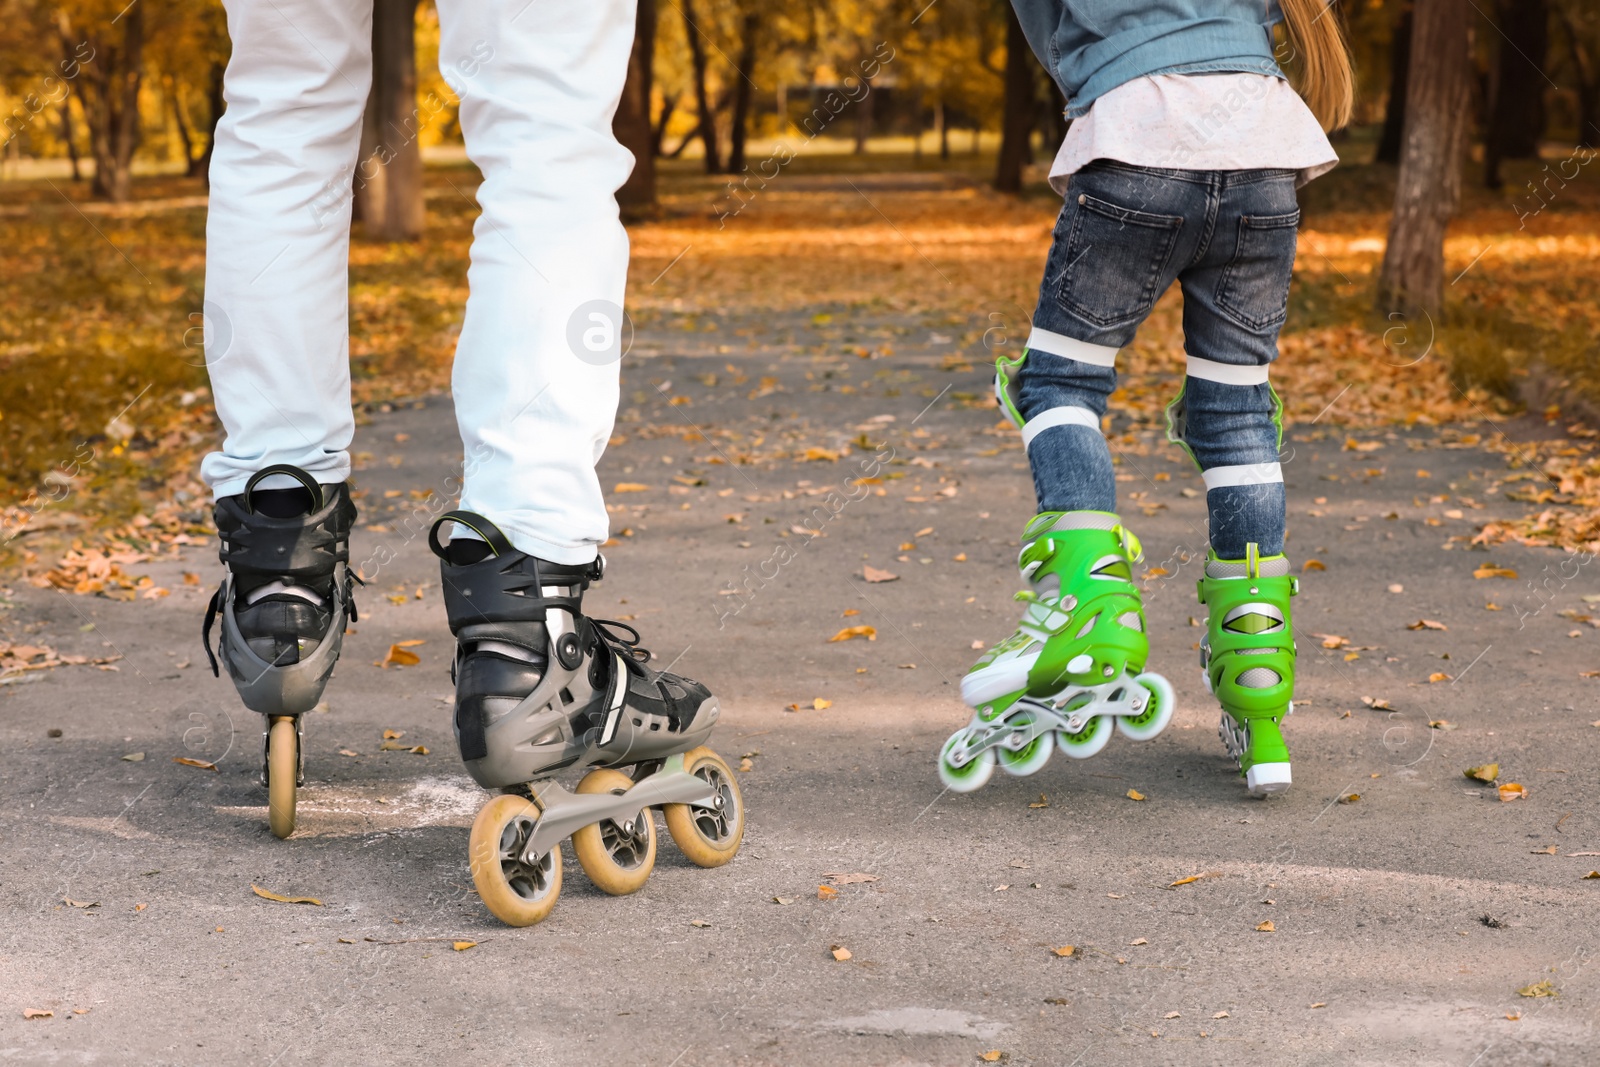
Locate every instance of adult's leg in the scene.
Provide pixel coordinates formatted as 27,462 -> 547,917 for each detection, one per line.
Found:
435,0 -> 637,564
201,0 -> 373,497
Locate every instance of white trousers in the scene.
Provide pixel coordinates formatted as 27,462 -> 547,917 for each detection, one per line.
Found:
201,0 -> 636,564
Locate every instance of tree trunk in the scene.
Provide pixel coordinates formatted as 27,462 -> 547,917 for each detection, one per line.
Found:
937,99 -> 949,160
994,3 -> 1034,193
615,0 -> 657,218
1484,0 -> 1550,188
1376,5 -> 1412,164
197,59 -> 225,181
59,98 -> 81,181
1564,9 -> 1599,146
167,76 -> 195,171
651,92 -> 678,155
356,0 -> 425,241
726,10 -> 759,173
852,75 -> 875,153
680,0 -> 721,173
73,8 -> 144,202
1377,0 -> 1473,318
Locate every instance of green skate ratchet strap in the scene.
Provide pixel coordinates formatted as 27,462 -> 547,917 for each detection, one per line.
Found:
1198,544 -> 1297,720
1011,516 -> 1149,689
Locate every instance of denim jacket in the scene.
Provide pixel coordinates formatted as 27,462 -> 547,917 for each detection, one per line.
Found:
1011,0 -> 1285,118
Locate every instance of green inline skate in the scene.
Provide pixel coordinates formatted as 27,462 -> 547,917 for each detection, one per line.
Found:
939,511 -> 1174,792
1198,544 -> 1298,796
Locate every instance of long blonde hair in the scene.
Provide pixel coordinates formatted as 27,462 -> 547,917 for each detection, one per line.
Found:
1279,0 -> 1354,131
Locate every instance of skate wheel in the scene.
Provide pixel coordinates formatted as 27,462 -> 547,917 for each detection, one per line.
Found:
996,710 -> 1054,778
1055,712 -> 1113,760
938,732 -> 995,793
266,716 -> 298,839
572,768 -> 656,895
664,748 -> 744,868
470,793 -> 563,927
1118,673 -> 1175,742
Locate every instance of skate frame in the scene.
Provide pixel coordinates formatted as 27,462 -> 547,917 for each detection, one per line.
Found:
515,752 -> 720,862
949,680 -> 1151,767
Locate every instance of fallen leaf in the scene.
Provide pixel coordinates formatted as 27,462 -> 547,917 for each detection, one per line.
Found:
172,757 -> 218,772
613,482 -> 650,493
915,526 -> 934,537
1428,720 -> 1457,731
828,625 -> 877,642
1163,1011 -> 1181,1019
979,1051 -> 1003,1063
1126,789 -> 1146,801
381,644 -> 420,668
134,903 -> 146,912
689,919 -> 711,928
817,885 -> 838,900
338,748 -> 359,757
1408,619 -> 1449,631
1517,980 -> 1557,998
22,1009 -> 52,1020
971,639 -> 984,650
830,944 -> 852,962
737,757 -> 753,772
1361,696 -> 1393,710
1029,793 -> 1050,809
62,897 -> 98,909
1465,763 -> 1500,782
1428,672 -> 1452,683
121,752 -> 145,762
841,608 -> 860,617
862,565 -> 899,582
1052,945 -> 1076,957
1311,1002 -> 1326,1009
1474,564 -> 1518,580
1338,793 -> 1361,804
1129,937 -> 1148,946
1302,559 -> 1326,571
1506,1012 -> 1521,1021
252,884 -> 324,906
1256,920 -> 1275,932
1498,782 -> 1528,802
452,941 -> 476,951
1532,845 -> 1558,855
1213,1010 -> 1230,1019
382,729 -> 405,739
772,896 -> 794,905
1584,872 -> 1600,880
822,872 -> 879,885
812,697 -> 832,710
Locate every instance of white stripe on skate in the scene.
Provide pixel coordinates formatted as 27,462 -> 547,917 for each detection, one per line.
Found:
1202,462 -> 1283,489
1186,355 -> 1270,386
1025,327 -> 1119,367
1021,405 -> 1101,447
597,652 -> 628,746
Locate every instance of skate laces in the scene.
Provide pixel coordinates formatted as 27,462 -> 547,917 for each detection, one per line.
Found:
589,617 -> 653,674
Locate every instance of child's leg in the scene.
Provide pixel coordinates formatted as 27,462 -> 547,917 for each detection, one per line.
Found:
1174,169 -> 1300,795
941,166 -> 1205,791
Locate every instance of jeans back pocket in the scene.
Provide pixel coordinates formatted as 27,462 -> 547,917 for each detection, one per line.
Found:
1055,192 -> 1183,330
1215,210 -> 1300,333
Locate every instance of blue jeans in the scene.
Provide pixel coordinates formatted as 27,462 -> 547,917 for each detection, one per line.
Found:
1013,162 -> 1296,559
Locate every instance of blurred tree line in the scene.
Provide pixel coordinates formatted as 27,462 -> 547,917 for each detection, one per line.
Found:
2,0 -> 1597,311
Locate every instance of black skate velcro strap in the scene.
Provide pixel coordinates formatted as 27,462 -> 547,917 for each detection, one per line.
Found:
428,511 -> 516,561
215,489 -> 353,579
439,556 -> 585,628
243,464 -> 325,511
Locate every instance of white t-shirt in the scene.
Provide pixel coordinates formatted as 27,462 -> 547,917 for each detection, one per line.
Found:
1049,73 -> 1338,192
